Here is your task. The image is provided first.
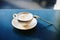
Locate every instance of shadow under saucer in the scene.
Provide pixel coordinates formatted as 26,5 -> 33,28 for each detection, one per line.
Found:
12,22 -> 56,40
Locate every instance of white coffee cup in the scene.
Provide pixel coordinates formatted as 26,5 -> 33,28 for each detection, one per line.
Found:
13,12 -> 33,21
12,12 -> 37,30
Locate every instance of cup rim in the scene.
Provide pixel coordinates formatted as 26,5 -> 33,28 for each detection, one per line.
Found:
14,12 -> 33,21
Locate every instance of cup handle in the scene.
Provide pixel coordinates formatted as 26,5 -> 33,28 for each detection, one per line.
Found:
13,14 -> 17,18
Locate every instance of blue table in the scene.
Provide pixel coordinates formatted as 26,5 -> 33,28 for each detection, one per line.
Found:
0,9 -> 57,40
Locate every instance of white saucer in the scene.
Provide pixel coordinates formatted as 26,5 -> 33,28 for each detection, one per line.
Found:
12,18 -> 37,30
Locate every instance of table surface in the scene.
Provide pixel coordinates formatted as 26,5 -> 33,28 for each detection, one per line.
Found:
0,9 -> 58,40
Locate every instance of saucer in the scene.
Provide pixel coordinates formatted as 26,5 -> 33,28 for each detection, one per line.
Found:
12,18 -> 37,30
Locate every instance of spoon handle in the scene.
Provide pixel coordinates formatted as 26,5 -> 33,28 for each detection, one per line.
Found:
34,15 -> 53,25
39,17 -> 53,25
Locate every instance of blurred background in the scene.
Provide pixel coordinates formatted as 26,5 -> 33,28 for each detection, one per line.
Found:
55,11 -> 60,40
0,0 -> 60,9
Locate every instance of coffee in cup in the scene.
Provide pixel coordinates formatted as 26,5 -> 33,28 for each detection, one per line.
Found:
13,12 -> 33,21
